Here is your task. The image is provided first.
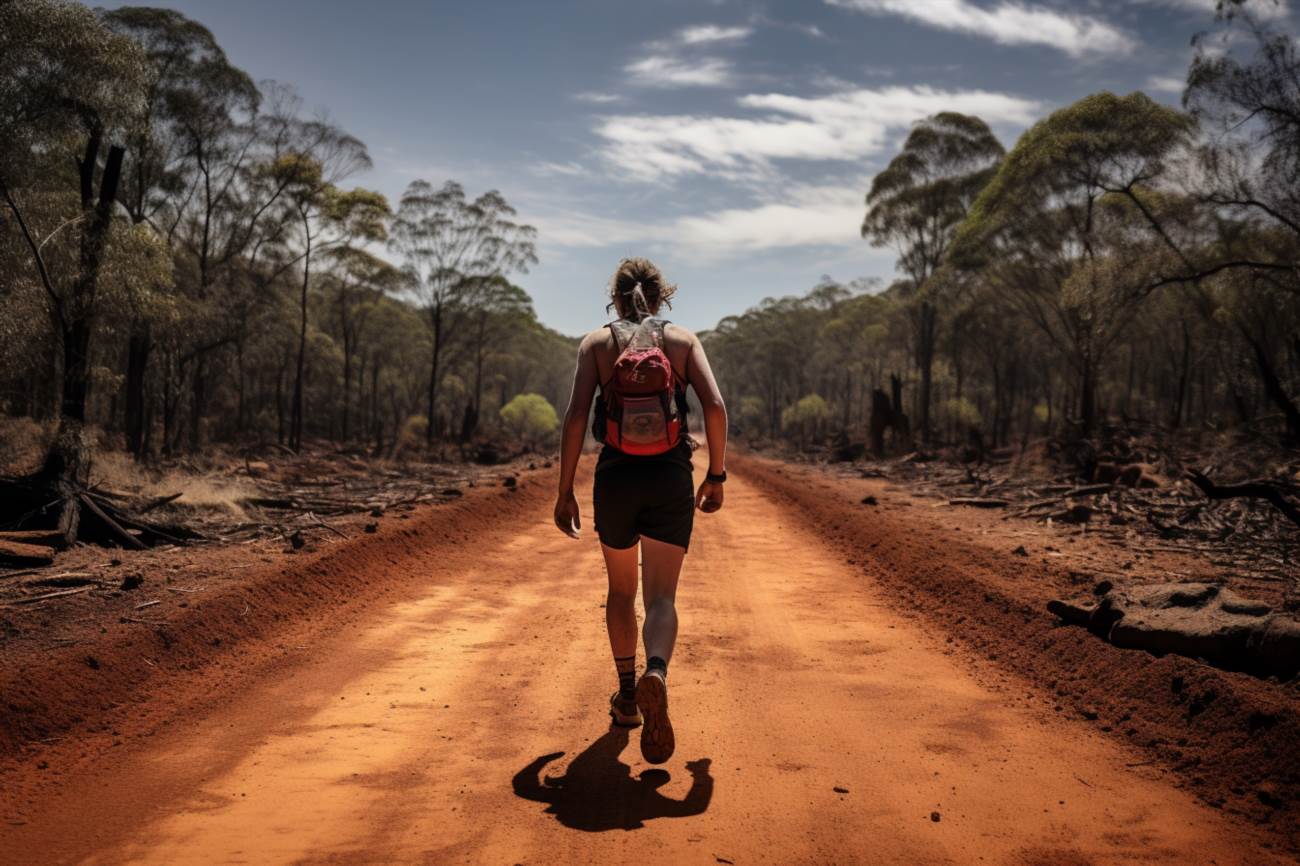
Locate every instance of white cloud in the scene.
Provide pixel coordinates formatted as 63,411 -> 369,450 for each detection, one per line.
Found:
573,91 -> 622,104
531,182 -> 876,261
625,55 -> 736,88
1145,74 -> 1185,93
1138,0 -> 1289,19
532,160 -> 587,177
595,85 -> 1041,181
678,24 -> 752,44
825,0 -> 1135,57
672,195 -> 866,258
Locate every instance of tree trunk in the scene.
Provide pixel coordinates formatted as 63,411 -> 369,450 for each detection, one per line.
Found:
124,326 -> 152,458
426,304 -> 443,446
188,357 -> 207,452
1171,322 -> 1191,430
1247,334 -> 1300,442
917,301 -> 936,445
290,231 -> 311,452
1079,358 -> 1097,437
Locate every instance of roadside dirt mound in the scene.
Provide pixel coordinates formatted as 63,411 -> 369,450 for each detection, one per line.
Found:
0,466 -> 553,790
736,454 -> 1300,849
1051,582 -> 1300,679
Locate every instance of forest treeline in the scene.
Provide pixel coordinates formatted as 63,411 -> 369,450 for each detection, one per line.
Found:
3,0 -> 1299,481
0,0 -> 575,467
705,1 -> 1300,457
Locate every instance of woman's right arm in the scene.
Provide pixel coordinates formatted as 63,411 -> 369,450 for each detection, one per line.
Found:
554,334 -> 598,538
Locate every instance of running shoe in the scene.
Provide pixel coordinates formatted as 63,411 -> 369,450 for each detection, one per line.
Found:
610,691 -> 643,727
635,670 -> 675,764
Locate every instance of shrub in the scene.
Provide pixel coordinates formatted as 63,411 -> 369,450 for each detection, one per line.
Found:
499,393 -> 559,446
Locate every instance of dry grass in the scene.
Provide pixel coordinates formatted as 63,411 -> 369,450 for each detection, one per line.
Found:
0,417 -> 54,475
89,449 -> 258,520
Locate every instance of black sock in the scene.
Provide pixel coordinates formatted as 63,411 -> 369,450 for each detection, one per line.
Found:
615,655 -> 636,700
647,656 -> 668,680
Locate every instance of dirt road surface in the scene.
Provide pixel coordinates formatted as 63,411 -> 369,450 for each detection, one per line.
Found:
3,464 -> 1290,865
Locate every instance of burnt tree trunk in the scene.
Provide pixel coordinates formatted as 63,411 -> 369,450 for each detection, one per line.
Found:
124,325 -> 152,458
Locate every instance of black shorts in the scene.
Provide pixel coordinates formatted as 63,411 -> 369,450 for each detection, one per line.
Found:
593,458 -> 695,551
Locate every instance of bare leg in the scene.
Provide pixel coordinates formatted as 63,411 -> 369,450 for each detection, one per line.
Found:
640,535 -> 685,665
601,543 -> 639,663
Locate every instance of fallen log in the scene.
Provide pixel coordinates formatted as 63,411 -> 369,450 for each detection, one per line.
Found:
78,493 -> 146,550
948,497 -> 1009,508
0,540 -> 56,567
0,529 -> 68,548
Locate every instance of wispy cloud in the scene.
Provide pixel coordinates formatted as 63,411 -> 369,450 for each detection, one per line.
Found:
625,55 -> 736,88
678,24 -> 753,44
573,91 -> 622,104
627,22 -> 753,89
825,0 -> 1135,57
532,160 -> 587,177
530,181 -> 882,261
595,84 -> 1041,181
1145,74 -> 1185,93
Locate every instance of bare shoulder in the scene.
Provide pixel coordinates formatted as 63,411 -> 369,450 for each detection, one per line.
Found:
663,322 -> 699,349
579,326 -> 611,352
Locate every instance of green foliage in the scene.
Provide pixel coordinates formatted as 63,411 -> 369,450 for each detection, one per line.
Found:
499,393 -> 559,445
782,394 -> 830,429
0,0 -> 149,181
944,398 -> 982,429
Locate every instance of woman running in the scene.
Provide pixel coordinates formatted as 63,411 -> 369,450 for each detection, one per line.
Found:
553,257 -> 728,765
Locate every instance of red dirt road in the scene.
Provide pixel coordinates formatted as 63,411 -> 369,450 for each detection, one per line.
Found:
2,465 -> 1290,865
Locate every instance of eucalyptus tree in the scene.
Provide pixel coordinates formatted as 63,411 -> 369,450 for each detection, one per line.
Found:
1183,6 -> 1300,437
388,180 -> 537,445
862,112 -> 1004,444
0,0 -> 151,486
101,6 -> 260,456
456,275 -> 534,439
952,92 -> 1194,435
266,128 -> 385,451
324,247 -> 406,442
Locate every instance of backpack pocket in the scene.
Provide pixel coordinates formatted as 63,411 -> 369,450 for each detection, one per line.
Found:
616,395 -> 678,454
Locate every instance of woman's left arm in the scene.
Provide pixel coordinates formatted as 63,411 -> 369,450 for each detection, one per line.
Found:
554,335 -> 598,538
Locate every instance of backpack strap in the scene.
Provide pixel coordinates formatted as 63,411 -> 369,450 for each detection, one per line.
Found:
608,319 -> 637,352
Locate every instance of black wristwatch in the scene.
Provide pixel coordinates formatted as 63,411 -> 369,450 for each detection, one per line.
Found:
706,470 -> 727,484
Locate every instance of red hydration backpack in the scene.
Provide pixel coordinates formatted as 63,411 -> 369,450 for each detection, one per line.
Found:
598,318 -> 684,455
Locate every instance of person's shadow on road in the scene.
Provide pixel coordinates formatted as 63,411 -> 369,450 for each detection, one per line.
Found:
512,726 -> 713,831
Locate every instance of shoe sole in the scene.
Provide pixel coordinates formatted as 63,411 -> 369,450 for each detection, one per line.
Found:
636,674 -> 674,764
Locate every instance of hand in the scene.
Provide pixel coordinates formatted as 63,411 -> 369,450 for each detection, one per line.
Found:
695,479 -> 724,513
553,490 -> 581,539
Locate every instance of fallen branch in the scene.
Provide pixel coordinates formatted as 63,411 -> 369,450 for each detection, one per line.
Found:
8,585 -> 93,605
0,539 -> 56,567
948,497 -> 1009,508
1186,470 -> 1300,529
78,493 -> 146,550
307,511 -> 349,539
137,492 -> 183,514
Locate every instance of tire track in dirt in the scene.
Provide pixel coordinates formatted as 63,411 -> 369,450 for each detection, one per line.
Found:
1,462 -> 1289,865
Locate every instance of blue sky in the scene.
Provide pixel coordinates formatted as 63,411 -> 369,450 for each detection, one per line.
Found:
101,0 -> 1292,335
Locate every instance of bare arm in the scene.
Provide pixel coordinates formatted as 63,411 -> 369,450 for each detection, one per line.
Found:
554,334 -> 598,537
686,335 -> 727,476
685,333 -> 727,513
